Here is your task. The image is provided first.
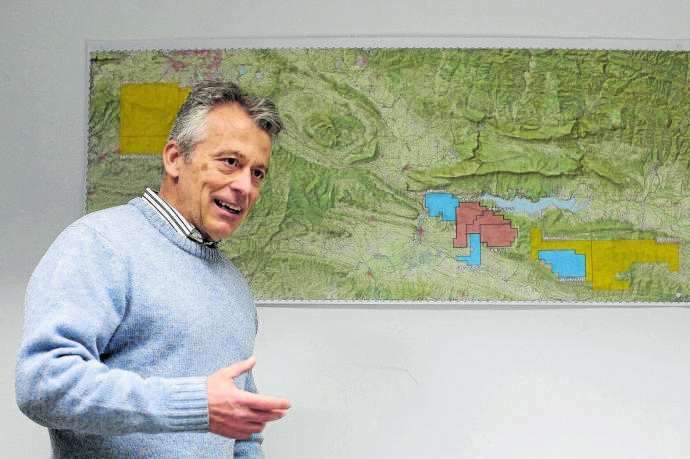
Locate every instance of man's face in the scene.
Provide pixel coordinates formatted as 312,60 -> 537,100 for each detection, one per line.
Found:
164,103 -> 272,241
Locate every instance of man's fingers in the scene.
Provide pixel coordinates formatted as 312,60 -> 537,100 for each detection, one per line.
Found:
207,357 -> 292,440
221,356 -> 257,379
209,402 -> 287,439
252,408 -> 288,422
241,391 -> 292,412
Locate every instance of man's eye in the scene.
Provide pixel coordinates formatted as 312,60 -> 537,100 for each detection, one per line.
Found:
253,170 -> 265,180
224,158 -> 238,166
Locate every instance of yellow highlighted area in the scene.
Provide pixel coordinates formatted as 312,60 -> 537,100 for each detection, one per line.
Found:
531,228 -> 680,291
119,83 -> 192,155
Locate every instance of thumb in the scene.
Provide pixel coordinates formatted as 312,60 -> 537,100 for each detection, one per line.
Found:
222,356 -> 257,379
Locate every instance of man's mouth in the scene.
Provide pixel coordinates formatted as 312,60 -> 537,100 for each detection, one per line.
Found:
214,199 -> 241,214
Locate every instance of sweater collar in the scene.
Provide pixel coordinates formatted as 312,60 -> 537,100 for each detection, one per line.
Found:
142,188 -> 220,249
130,197 -> 221,261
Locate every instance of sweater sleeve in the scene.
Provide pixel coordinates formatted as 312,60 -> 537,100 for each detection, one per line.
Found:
15,222 -> 209,435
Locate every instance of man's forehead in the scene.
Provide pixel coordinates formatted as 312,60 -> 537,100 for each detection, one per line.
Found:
207,103 -> 253,126
205,105 -> 270,140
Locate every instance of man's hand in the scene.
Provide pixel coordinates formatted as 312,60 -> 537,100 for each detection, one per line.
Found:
207,356 -> 291,439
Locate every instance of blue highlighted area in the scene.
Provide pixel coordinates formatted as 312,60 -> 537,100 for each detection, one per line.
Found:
457,233 -> 482,266
538,250 -> 586,278
425,193 -> 459,221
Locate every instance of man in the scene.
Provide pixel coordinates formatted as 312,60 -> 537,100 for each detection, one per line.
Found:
16,80 -> 291,457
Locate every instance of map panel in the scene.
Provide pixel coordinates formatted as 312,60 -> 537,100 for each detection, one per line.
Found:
87,48 -> 690,303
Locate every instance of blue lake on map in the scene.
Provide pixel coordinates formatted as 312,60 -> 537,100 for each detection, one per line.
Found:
481,195 -> 590,216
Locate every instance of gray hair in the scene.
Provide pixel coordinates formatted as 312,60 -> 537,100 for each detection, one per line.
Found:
168,80 -> 284,159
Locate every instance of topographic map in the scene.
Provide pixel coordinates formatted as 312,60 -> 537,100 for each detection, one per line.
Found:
88,48 -> 690,303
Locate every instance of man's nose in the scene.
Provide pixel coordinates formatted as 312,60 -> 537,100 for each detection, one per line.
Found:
230,168 -> 253,194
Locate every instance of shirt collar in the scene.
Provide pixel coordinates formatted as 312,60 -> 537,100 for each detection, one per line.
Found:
142,188 -> 220,248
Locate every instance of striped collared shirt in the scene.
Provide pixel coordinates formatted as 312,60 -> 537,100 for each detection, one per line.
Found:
142,188 -> 219,248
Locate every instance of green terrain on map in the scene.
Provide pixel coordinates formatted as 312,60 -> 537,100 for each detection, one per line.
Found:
88,48 -> 690,303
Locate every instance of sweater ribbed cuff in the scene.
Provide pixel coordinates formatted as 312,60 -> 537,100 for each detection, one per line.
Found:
164,377 -> 209,431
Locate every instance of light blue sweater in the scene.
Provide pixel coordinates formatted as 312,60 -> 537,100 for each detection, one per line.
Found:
16,198 -> 264,458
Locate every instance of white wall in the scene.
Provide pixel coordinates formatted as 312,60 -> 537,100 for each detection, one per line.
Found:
2,1 -> 690,457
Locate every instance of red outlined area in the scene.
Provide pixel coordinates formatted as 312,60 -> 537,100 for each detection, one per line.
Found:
453,202 -> 518,248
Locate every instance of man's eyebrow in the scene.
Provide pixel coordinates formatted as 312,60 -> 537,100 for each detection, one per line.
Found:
216,149 -> 245,158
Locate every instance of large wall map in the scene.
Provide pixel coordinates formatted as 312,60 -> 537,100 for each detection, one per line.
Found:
87,48 -> 689,303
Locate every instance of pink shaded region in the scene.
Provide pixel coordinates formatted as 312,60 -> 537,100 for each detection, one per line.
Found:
453,202 -> 517,248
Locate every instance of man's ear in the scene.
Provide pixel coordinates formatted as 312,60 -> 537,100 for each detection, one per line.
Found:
162,141 -> 184,179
